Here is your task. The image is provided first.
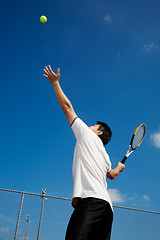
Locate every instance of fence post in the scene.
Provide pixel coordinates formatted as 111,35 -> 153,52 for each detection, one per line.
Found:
24,214 -> 30,240
37,188 -> 47,240
14,192 -> 25,240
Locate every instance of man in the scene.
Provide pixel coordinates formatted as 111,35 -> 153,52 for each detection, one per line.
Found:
43,65 -> 125,240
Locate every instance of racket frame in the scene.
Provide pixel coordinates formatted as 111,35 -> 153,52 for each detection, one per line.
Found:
121,123 -> 146,164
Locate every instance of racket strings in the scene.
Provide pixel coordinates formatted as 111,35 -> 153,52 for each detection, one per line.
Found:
132,125 -> 145,149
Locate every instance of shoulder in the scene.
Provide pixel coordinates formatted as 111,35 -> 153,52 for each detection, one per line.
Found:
71,117 -> 90,140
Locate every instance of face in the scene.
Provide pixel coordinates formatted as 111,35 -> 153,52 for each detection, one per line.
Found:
89,124 -> 103,136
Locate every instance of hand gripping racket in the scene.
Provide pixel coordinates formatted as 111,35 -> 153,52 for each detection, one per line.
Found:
121,123 -> 146,164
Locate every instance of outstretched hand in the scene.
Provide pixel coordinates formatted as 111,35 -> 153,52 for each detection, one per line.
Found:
43,65 -> 60,86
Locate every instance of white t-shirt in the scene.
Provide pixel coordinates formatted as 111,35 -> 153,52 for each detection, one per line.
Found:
71,117 -> 113,210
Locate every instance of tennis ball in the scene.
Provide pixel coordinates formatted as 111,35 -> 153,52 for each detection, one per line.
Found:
40,15 -> 47,23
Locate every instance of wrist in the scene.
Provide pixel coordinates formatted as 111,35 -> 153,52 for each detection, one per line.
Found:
52,81 -> 59,88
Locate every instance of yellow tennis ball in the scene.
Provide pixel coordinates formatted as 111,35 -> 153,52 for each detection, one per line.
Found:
40,15 -> 47,23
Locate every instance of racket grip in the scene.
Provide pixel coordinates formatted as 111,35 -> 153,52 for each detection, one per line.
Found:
121,156 -> 127,164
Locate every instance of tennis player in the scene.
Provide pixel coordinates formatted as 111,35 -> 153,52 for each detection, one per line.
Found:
43,65 -> 125,240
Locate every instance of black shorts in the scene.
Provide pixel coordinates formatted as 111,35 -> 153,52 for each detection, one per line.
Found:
65,198 -> 113,240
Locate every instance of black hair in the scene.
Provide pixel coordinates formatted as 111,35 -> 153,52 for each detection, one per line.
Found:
96,121 -> 112,146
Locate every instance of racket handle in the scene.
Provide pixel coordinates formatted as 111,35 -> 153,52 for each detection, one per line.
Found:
121,156 -> 127,164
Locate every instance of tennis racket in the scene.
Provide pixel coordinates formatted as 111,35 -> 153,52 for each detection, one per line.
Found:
121,123 -> 146,164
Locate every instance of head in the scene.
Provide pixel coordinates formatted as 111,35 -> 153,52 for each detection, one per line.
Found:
89,121 -> 112,146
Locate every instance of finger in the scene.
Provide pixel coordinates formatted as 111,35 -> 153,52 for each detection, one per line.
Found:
57,68 -> 60,75
48,65 -> 55,75
43,69 -> 48,74
45,66 -> 49,73
43,74 -> 48,78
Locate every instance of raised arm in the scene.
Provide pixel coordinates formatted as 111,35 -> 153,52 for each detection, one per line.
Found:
107,162 -> 125,180
43,65 -> 77,125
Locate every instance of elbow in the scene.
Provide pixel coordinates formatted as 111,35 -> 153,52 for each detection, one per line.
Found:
62,103 -> 72,112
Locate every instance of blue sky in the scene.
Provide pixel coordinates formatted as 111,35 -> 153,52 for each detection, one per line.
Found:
0,0 -> 160,239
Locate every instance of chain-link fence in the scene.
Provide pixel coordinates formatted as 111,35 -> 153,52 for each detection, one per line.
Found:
0,188 -> 160,240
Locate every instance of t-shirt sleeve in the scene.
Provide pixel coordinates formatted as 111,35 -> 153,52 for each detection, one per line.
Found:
70,117 -> 90,141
